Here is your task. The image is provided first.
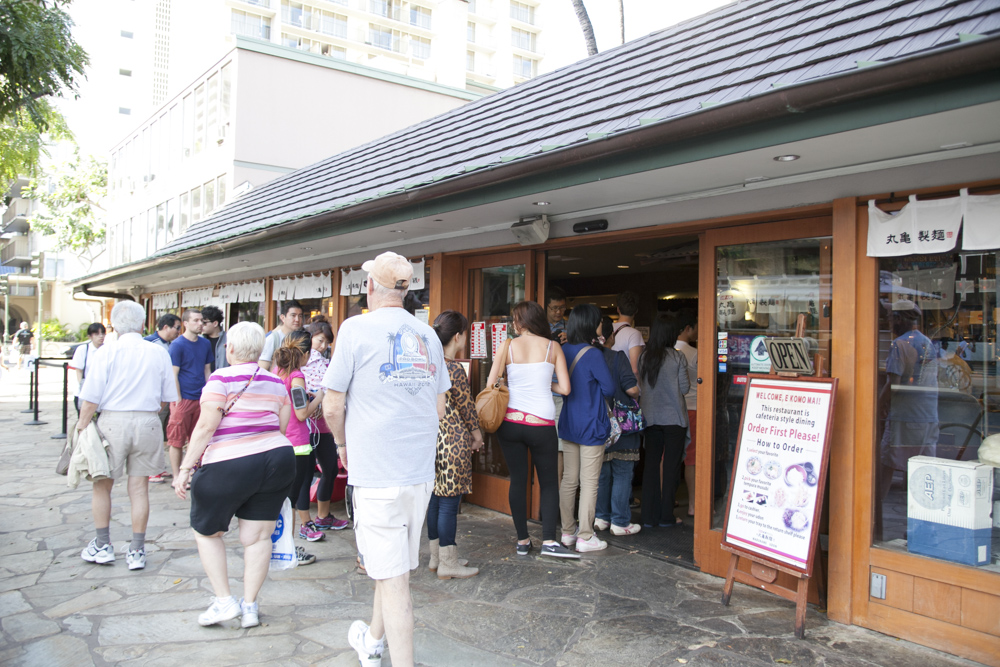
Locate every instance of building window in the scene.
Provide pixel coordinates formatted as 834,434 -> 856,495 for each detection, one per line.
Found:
231,10 -> 271,40
511,27 -> 536,51
204,180 -> 216,217
466,50 -> 475,72
282,1 -> 311,29
191,185 -> 202,224
468,0 -> 477,13
368,25 -> 397,51
369,0 -> 401,21
513,54 -> 535,78
119,107 -> 131,115
410,36 -> 430,59
318,11 -> 348,38
119,68 -> 132,77
875,245 -> 999,573
216,175 -> 227,208
193,83 -> 205,154
43,258 -> 66,279
467,21 -> 475,42
179,191 -> 190,234
409,5 -> 431,29
121,30 -> 134,38
510,1 -> 534,25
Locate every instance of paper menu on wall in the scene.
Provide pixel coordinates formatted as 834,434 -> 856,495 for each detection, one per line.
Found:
491,323 -> 509,359
470,322 -> 487,359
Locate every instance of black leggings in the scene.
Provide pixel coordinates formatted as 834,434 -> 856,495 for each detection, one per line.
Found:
496,421 -> 559,542
290,450 -> 316,512
641,424 -> 688,526
312,432 -> 339,506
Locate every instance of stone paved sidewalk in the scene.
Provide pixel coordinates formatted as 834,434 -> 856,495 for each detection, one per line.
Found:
0,368 -> 985,666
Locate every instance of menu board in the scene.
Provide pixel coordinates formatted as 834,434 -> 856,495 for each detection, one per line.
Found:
470,322 -> 487,359
490,323 -> 509,358
722,375 -> 837,575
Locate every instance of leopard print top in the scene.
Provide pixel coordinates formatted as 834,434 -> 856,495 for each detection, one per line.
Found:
434,360 -> 480,497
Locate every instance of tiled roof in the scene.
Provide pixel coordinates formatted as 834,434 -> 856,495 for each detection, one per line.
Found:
159,0 -> 1000,256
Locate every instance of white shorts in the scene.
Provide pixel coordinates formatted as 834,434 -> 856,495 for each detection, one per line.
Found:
354,481 -> 433,580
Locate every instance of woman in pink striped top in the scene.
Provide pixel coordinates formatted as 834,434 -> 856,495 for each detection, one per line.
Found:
172,322 -> 295,629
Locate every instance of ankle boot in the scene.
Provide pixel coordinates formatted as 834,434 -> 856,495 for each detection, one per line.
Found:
428,538 -> 440,572
437,545 -> 479,579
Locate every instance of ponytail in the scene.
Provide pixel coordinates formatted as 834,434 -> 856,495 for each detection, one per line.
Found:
272,330 -> 311,375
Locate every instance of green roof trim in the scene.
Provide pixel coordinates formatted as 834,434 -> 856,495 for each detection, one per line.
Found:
857,60 -> 882,68
699,101 -> 722,108
959,33 -> 985,42
638,118 -> 664,125
587,132 -> 609,140
540,144 -> 566,152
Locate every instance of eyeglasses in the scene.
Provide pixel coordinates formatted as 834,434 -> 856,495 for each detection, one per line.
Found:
172,325 -> 182,331
547,304 -> 566,312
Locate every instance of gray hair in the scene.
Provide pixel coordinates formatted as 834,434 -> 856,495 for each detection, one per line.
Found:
226,321 -> 266,363
370,279 -> 405,303
110,301 -> 146,335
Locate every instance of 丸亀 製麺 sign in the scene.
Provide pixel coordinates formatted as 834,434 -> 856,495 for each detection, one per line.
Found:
764,338 -> 813,374
723,376 -> 836,573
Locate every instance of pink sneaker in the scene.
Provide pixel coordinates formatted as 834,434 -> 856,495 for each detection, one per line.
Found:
312,515 -> 350,531
297,522 -> 324,542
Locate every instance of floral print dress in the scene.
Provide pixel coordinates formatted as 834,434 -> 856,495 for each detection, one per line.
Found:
434,360 -> 480,497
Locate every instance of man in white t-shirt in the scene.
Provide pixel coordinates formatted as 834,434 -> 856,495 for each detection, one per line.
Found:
611,291 -> 644,374
258,299 -> 304,371
674,310 -> 698,517
323,251 -> 449,667
69,323 -> 107,414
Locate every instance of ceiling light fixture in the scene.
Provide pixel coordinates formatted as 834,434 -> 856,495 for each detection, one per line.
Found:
569,271 -> 580,275
534,201 -> 550,206
773,154 -> 800,162
617,265 -> 630,269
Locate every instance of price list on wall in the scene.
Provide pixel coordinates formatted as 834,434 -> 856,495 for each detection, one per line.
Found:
470,322 -> 487,359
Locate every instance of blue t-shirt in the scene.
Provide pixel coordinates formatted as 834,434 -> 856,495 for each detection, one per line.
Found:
169,335 -> 214,400
558,343 -> 616,447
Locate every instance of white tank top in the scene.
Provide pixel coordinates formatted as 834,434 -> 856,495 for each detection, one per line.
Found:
506,340 -> 556,420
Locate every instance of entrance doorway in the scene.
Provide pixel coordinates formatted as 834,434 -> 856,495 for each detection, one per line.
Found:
547,236 -> 701,566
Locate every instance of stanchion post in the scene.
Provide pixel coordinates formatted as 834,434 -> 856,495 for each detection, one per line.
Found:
51,362 -> 68,439
21,362 -> 35,413
25,359 -> 46,426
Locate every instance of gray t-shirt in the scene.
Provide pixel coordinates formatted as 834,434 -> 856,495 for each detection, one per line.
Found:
259,328 -> 287,363
322,307 -> 450,488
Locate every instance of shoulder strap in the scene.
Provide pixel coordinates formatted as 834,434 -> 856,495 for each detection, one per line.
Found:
545,339 -> 553,363
496,338 -> 511,382
83,343 -> 89,379
568,345 -> 593,376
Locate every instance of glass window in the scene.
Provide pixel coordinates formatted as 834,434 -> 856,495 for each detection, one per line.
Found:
156,202 -> 166,249
510,1 -> 534,24
513,54 -> 535,78
875,247 -> 998,572
193,84 -> 205,155
318,11 -> 347,38
220,63 -> 232,124
216,174 -> 227,208
191,185 -> 202,224
179,191 -> 190,234
409,5 -> 431,29
369,25 -> 394,51
165,197 -> 175,244
182,93 -> 193,159
204,180 -> 216,217
466,50 -> 475,72
410,36 -> 430,59
206,73 -> 219,148
712,237 -> 833,529
369,0 -> 400,20
467,21 -> 475,42
511,27 -> 536,51
283,1 -> 306,28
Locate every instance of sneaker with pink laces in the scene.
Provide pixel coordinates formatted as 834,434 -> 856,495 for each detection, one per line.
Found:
312,515 -> 350,531
297,522 -> 325,542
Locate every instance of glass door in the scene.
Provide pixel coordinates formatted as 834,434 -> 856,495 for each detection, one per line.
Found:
696,218 -> 833,577
463,250 -> 538,514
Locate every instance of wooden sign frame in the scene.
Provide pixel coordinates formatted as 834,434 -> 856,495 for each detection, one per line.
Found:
720,373 -> 838,638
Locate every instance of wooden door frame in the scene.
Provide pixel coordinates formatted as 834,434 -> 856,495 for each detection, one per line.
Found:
695,215 -> 843,604
461,249 -> 541,514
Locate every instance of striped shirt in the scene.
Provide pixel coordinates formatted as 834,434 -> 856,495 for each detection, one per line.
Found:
199,362 -> 292,465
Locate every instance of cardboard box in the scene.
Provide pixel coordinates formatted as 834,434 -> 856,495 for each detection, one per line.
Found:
907,456 -> 993,566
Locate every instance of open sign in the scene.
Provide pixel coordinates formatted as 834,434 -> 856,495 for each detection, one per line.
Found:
763,338 -> 813,374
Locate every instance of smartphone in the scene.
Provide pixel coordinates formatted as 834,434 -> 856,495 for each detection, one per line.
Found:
291,386 -> 309,410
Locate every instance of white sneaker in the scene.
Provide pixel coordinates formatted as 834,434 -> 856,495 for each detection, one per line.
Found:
610,523 -> 642,536
240,598 -> 259,628
198,596 -> 241,626
348,620 -> 383,667
576,535 -> 608,552
560,527 -> 578,548
124,546 -> 146,570
593,518 -> 610,531
81,538 -> 115,564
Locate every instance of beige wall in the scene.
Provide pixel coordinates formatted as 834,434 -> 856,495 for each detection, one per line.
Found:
232,48 -> 471,170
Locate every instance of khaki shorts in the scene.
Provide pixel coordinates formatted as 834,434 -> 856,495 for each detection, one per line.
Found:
98,411 -> 166,479
354,481 -> 433,580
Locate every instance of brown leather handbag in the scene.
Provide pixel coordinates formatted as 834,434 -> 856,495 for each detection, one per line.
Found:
475,338 -> 511,433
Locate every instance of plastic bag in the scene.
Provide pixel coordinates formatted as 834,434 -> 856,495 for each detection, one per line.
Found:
269,498 -> 297,571
980,433 -> 1000,468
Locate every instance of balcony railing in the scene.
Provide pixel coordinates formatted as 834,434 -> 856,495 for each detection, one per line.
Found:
236,0 -> 271,7
0,235 -> 31,266
1,200 -> 30,234
231,16 -> 271,40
